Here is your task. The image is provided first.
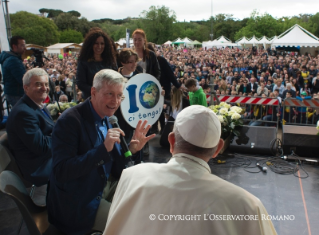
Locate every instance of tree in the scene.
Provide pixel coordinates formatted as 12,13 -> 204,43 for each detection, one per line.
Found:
67,10 -> 81,18
140,5 -> 176,44
39,8 -> 49,14
234,10 -> 282,40
59,29 -> 83,43
10,11 -> 60,46
54,13 -> 98,37
48,9 -> 63,18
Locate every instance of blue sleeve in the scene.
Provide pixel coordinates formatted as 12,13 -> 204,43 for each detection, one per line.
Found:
52,115 -> 112,183
6,57 -> 26,85
296,96 -> 302,101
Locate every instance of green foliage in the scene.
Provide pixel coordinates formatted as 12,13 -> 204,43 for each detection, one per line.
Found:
67,10 -> 81,17
140,5 -> 177,44
99,17 -> 144,41
54,13 -> 98,37
46,9 -> 63,18
92,18 -> 132,25
59,29 -> 83,43
234,10 -> 282,40
10,11 -> 59,46
39,8 -> 49,14
19,8 -> 319,45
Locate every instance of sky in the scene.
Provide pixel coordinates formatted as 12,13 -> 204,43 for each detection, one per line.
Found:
4,0 -> 319,22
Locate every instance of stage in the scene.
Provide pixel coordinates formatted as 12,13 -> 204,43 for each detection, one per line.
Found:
0,134 -> 318,235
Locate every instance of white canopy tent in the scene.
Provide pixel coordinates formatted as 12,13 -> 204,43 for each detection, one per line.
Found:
115,38 -> 134,47
216,35 -> 231,43
256,36 -> 271,49
171,38 -> 184,46
247,36 -> 259,46
257,36 -> 271,44
172,38 -> 182,42
181,37 -> 193,43
202,40 -> 215,48
271,24 -> 319,55
203,40 -> 239,49
270,36 -> 278,43
271,24 -> 319,47
164,40 -> 172,45
236,37 -> 250,47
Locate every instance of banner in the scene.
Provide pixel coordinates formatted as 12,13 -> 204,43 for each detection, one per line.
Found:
120,74 -> 164,128
126,28 -> 130,48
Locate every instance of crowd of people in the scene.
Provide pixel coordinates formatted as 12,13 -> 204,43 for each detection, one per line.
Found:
4,33 -> 319,127
158,45 -> 319,125
2,26 -> 319,235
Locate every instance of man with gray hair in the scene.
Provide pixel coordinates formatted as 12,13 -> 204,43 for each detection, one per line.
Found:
47,69 -> 155,235
6,68 -> 54,186
282,83 -> 296,99
104,105 -> 277,235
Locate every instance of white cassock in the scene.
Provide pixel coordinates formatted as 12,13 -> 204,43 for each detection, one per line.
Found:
103,153 -> 277,235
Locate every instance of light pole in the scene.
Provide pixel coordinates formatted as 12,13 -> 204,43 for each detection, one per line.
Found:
210,0 -> 213,40
3,0 -> 12,39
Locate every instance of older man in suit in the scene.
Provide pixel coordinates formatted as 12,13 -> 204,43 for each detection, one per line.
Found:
47,69 -> 155,235
247,77 -> 258,94
104,105 -> 277,235
6,68 -> 54,186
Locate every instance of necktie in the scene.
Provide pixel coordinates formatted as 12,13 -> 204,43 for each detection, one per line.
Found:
41,108 -> 51,119
99,118 -> 108,140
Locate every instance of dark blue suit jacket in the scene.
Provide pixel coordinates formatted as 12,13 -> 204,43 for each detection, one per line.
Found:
47,99 -> 127,235
6,94 -> 54,186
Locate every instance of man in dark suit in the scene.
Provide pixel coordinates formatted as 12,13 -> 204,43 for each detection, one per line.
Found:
6,68 -> 54,186
247,77 -> 258,94
47,69 -> 155,235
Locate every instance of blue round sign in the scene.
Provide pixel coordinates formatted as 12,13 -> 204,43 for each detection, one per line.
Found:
120,74 -> 164,128
139,81 -> 160,109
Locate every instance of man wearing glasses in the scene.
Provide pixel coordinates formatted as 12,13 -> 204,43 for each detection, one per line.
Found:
47,69 -> 155,235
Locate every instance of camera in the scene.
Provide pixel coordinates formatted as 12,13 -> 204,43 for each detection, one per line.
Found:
28,48 -> 49,68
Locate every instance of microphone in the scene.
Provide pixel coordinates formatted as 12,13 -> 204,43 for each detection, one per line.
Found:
109,115 -> 132,158
281,155 -> 318,163
256,163 -> 267,172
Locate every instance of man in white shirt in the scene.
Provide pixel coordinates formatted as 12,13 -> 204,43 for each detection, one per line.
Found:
104,105 -> 277,235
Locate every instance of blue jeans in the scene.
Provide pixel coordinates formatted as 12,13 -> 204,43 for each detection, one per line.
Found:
5,95 -> 22,107
249,120 -> 263,126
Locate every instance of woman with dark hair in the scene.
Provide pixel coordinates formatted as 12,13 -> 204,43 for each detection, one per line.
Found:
132,29 -> 161,80
160,87 -> 190,147
76,27 -> 117,99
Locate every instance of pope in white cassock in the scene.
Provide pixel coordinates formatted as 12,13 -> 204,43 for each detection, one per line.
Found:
103,105 -> 277,235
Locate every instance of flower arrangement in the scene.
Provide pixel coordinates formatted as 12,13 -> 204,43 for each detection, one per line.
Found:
208,102 -> 244,139
46,102 -> 77,120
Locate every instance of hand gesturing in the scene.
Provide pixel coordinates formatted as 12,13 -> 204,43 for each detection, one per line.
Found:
129,120 -> 156,154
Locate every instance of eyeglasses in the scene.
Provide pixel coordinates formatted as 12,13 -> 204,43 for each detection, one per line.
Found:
105,92 -> 125,101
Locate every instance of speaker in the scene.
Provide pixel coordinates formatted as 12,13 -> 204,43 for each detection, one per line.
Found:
282,125 -> 319,157
229,125 -> 277,155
